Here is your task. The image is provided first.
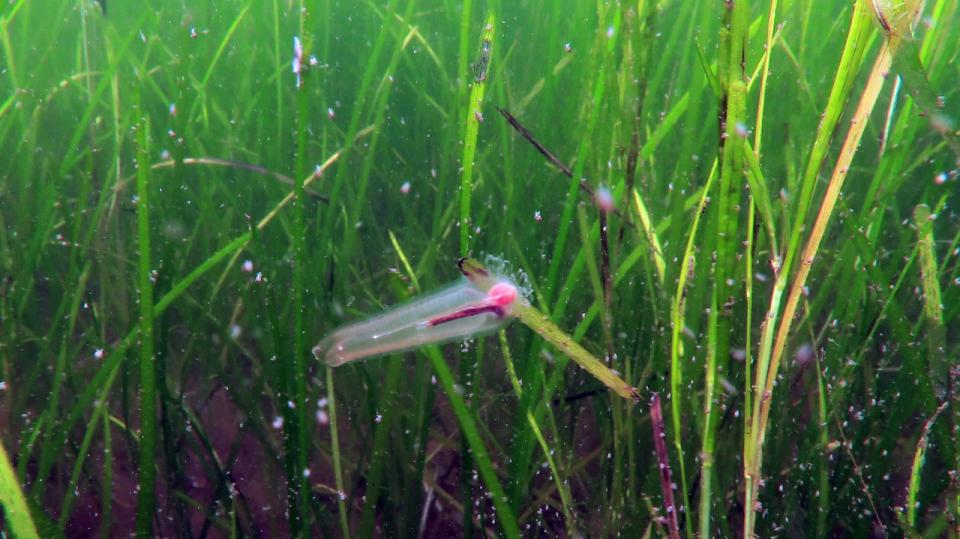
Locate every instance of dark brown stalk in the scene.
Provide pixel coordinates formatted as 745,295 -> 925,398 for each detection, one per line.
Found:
598,208 -> 614,362
498,107 -> 636,229
497,107 -> 579,181
650,392 -> 682,539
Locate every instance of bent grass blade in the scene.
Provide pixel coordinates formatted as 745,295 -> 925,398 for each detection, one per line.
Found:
509,302 -> 640,402
459,258 -> 640,402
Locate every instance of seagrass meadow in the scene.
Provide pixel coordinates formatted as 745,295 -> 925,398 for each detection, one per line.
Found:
1,0 -> 959,536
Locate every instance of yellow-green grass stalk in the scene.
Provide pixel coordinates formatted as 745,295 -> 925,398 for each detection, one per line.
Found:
669,157 -> 717,528
324,364 -> 349,537
914,204 -> 947,394
703,0 -> 749,531
743,1 -> 874,533
913,202 -> 954,518
459,13 -> 494,256
0,434 -> 38,538
746,33 -> 891,538
514,300 -> 638,401
454,16 -> 493,535
630,188 -> 665,287
905,402 -> 949,529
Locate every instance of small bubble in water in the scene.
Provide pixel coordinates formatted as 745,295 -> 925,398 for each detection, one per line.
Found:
272,416 -> 284,429
595,186 -> 615,213
400,181 -> 411,195
795,343 -> 814,367
242,260 -> 254,272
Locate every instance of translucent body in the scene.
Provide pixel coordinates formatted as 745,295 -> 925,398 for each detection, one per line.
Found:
314,278 -> 518,367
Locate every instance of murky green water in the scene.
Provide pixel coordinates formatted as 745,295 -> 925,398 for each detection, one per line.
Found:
1,0 -> 958,536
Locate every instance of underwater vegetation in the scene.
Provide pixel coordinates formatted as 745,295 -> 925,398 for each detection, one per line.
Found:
1,0 -> 959,536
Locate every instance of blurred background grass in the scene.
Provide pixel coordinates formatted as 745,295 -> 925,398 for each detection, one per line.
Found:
1,0 -> 959,536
